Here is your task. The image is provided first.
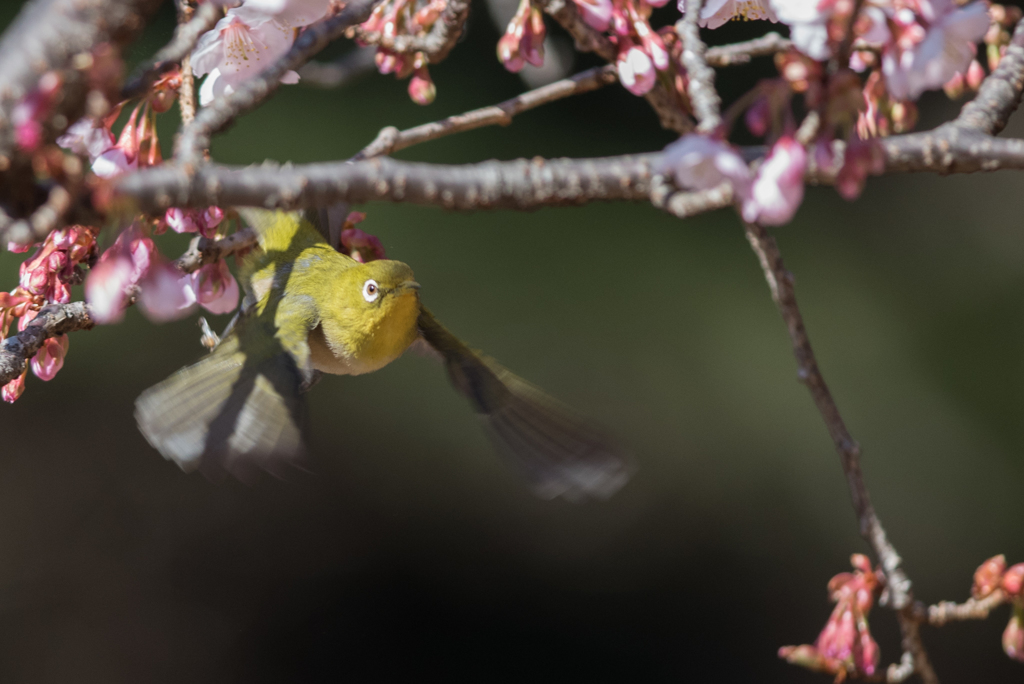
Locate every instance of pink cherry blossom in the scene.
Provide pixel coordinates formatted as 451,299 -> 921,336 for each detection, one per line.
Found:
497,0 -> 546,73
657,134 -> 753,194
742,136 -> 807,226
138,259 -> 196,323
617,44 -> 656,96
189,261 -> 240,314
573,0 -> 613,32
31,335 -> 69,381
1,371 -> 26,403
770,0 -> 831,60
882,0 -> 989,101
680,0 -> 777,29
1005,605 -> 1024,662
241,0 -> 331,28
192,6 -> 301,107
85,229 -> 156,324
836,137 -> 884,200
408,67 -> 437,105
341,227 -> 387,263
56,117 -> 115,159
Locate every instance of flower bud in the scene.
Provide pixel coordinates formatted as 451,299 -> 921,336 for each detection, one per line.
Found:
966,60 -> 985,90
973,555 -> 1007,599
1003,564 -> 1024,597
191,260 -> 239,315
617,44 -> 656,96
1,370 -> 27,403
138,259 -> 196,323
572,0 -> 613,32
408,67 -> 437,105
31,335 -> 69,381
1004,604 -> 1024,662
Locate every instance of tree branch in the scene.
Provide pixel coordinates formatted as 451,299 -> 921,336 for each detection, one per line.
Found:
704,32 -> 791,67
174,226 -> 257,273
921,591 -> 1008,626
121,1 -> 220,101
954,17 -> 1024,135
353,64 -> 618,160
0,301 -> 94,386
675,7 -> 721,132
175,0 -> 382,166
742,220 -> 938,684
115,153 -> 658,212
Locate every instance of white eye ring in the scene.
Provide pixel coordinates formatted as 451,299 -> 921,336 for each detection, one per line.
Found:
362,279 -> 380,302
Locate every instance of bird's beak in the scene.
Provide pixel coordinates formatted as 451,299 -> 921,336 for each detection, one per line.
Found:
398,280 -> 421,292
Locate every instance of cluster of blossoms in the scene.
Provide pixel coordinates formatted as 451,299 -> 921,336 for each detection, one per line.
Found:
354,0 -> 447,104
191,0 -> 334,106
1,226 -> 99,401
779,554 -> 882,679
972,555 -> 1024,663
338,211 -> 388,262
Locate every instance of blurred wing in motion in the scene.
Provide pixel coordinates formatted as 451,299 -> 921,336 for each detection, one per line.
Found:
134,326 -> 310,481
417,307 -> 633,500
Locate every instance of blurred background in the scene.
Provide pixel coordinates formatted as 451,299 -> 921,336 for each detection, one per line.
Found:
2,1 -> 1024,682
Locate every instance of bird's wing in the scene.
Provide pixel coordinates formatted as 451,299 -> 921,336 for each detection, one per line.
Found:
417,307 -> 633,501
135,296 -> 318,481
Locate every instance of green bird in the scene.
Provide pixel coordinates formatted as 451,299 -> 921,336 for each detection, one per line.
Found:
135,208 -> 631,499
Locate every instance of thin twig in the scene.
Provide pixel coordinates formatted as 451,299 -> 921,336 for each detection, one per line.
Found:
353,65 -> 618,160
174,226 -> 257,273
704,32 -> 792,67
923,591 -> 1008,626
741,220 -> 938,684
176,0 -> 202,126
121,0 -> 219,101
649,176 -> 733,218
675,8 -> 721,132
298,46 -> 377,88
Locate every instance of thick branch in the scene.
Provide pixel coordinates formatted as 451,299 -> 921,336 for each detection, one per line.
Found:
675,9 -> 720,132
742,221 -> 938,684
175,0 -> 381,166
649,175 -> 733,218
121,1 -> 220,101
115,153 -> 657,212
0,301 -> 94,386
298,47 -> 377,88
955,17 -> 1024,135
539,0 -> 692,134
882,127 -> 1024,174
353,65 -> 618,160
350,0 -> 470,63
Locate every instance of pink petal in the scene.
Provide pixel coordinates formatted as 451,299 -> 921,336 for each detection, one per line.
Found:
192,261 -> 240,314
138,260 -> 197,323
85,254 -> 135,324
31,335 -> 69,381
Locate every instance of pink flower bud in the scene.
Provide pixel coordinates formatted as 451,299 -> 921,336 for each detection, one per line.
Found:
572,0 -> 613,32
966,59 -> 985,90
742,136 -> 807,226
137,259 -> 196,323
497,33 -> 526,72
657,134 -> 752,194
1003,564 -> 1024,597
974,555 -> 1007,599
1,370 -> 26,403
30,334 -> 69,381
1004,605 -> 1024,662
191,260 -> 239,315
7,242 -> 31,254
408,67 -> 437,105
855,627 -> 880,675
617,45 -> 656,96
836,137 -> 884,201
341,228 -> 387,263
943,71 -> 965,99
165,207 -> 199,234
203,206 -> 225,230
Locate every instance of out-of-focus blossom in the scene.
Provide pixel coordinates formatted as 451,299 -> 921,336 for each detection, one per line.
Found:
680,0 -> 777,29
882,0 -> 990,101
742,136 -> 807,226
162,206 -> 225,238
780,554 -> 881,678
12,72 -> 62,152
973,554 -> 1008,599
1,371 -> 27,403
56,118 -> 115,159
31,335 -> 69,381
242,0 -> 331,28
85,229 -> 157,324
340,212 -> 387,263
835,137 -> 884,200
770,0 -> 832,60
617,43 -> 656,96
573,0 -> 614,32
1005,605 -> 1024,662
192,6 -> 301,106
138,259 -> 196,323
17,226 -> 97,304
187,260 -> 240,314
657,134 -> 753,194
497,0 -> 546,72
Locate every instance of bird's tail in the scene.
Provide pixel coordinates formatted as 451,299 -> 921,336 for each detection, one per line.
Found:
417,308 -> 633,500
134,333 -> 308,480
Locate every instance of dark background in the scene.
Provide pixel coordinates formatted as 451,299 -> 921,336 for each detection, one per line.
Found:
2,1 -> 1024,681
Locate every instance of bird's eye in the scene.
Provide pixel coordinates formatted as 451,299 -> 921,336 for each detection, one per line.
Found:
362,279 -> 380,302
